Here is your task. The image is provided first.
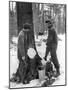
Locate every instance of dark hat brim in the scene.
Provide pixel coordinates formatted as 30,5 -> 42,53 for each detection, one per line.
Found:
23,23 -> 31,29
23,29 -> 29,32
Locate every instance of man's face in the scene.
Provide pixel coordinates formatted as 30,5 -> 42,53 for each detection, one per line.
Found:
46,22 -> 52,29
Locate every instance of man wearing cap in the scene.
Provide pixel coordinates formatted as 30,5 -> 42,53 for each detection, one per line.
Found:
10,23 -> 32,83
10,23 -> 42,84
17,23 -> 42,83
44,20 -> 60,77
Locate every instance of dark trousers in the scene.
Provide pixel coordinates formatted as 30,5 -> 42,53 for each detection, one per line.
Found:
14,49 -> 28,82
45,45 -> 60,71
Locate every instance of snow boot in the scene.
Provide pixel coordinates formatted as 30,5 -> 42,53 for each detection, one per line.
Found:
54,69 -> 60,77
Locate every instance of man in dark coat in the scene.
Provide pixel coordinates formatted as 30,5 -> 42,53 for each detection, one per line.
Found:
10,23 -> 31,84
44,20 -> 60,77
17,23 -> 42,83
17,23 -> 31,83
10,23 -> 42,84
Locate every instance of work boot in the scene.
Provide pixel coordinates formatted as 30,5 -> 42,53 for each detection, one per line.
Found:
54,69 -> 60,77
10,76 -> 21,83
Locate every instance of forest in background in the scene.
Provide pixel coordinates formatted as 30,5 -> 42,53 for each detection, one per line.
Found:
9,2 -> 66,41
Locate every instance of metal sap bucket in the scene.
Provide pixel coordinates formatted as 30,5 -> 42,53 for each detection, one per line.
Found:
38,66 -> 45,81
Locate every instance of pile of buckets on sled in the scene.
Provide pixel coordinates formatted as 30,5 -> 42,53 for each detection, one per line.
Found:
38,58 -> 57,86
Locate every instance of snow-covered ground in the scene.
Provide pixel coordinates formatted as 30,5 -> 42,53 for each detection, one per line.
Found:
10,34 -> 66,88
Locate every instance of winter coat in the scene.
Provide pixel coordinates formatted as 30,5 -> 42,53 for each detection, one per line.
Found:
46,28 -> 58,47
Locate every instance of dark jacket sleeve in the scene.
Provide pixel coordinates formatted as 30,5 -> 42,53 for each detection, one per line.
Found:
46,30 -> 53,45
52,29 -> 58,45
18,31 -> 25,57
46,29 -> 58,46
